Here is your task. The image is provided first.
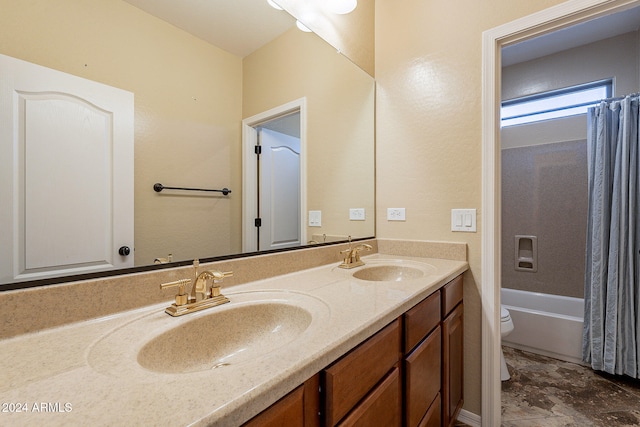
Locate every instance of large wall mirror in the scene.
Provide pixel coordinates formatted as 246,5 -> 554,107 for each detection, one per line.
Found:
0,0 -> 375,288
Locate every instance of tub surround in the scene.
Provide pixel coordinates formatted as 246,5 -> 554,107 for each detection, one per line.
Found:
0,240 -> 467,426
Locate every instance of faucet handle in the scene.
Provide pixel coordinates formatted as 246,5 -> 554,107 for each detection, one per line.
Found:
209,271 -> 232,297
353,244 -> 372,262
160,279 -> 191,306
212,270 -> 233,281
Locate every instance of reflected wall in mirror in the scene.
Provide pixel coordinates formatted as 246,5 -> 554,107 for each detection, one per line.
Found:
0,0 -> 374,287
276,0 -> 375,76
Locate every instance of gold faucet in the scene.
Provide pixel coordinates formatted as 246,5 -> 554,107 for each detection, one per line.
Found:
160,259 -> 232,316
153,253 -> 173,264
338,238 -> 372,269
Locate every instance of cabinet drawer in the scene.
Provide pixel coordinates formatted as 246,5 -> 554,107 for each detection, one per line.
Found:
324,319 -> 401,425
337,365 -> 402,427
243,385 -> 304,427
405,327 -> 441,427
404,291 -> 440,353
243,375 -> 320,427
418,393 -> 441,427
441,275 -> 463,317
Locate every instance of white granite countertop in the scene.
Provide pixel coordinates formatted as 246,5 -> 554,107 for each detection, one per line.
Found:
0,254 -> 467,426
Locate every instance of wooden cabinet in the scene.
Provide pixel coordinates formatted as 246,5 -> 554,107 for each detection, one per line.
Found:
404,274 -> 464,427
324,319 -> 401,426
405,327 -> 441,427
337,365 -> 402,427
404,291 -> 441,353
244,274 -> 464,427
243,374 -> 320,427
403,291 -> 441,427
420,393 -> 442,427
442,276 -> 464,427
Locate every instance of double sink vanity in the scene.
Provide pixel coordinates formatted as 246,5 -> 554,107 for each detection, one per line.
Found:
0,241 -> 468,426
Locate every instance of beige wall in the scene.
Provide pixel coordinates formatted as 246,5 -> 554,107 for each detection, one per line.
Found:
0,0 -> 243,265
375,0 -> 566,416
243,28 -> 375,241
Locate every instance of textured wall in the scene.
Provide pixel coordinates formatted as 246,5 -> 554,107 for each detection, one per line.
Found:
243,28 -> 375,241
374,0 -> 567,416
502,140 -> 588,298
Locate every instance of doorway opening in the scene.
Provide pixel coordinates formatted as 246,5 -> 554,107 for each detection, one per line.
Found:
482,1 -> 640,425
242,98 -> 307,253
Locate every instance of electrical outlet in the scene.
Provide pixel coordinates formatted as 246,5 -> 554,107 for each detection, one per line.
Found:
387,208 -> 406,221
308,210 -> 322,227
349,208 -> 365,221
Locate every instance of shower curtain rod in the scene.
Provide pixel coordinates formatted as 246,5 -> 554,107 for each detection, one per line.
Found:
598,92 -> 640,103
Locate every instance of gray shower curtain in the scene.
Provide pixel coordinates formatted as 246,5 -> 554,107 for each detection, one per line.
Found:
582,95 -> 640,378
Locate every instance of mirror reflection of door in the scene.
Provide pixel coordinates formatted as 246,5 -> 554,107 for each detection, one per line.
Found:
255,113 -> 301,251
241,99 -> 306,253
0,54 -> 134,284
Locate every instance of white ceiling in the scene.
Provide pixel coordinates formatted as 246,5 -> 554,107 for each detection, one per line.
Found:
502,6 -> 640,66
124,1 -> 640,69
123,0 -> 295,57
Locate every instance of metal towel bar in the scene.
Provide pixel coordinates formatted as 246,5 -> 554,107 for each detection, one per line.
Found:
153,183 -> 231,196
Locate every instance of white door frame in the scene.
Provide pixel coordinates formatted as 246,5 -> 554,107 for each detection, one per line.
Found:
241,98 -> 307,253
481,0 -> 640,424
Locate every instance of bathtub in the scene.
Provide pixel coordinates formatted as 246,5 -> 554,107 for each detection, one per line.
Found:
501,288 -> 585,364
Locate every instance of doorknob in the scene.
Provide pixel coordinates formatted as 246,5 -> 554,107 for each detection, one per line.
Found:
118,246 -> 131,256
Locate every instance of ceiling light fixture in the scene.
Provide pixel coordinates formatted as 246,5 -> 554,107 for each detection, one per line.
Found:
296,20 -> 312,32
325,0 -> 357,14
266,0 -> 283,10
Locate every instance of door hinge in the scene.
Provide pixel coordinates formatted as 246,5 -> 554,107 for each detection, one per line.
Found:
254,218 -> 262,227
254,145 -> 262,155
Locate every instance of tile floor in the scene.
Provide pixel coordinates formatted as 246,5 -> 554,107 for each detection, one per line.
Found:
501,346 -> 640,426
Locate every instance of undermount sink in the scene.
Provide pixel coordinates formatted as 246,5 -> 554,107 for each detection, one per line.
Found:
138,302 -> 311,374
88,290 -> 330,378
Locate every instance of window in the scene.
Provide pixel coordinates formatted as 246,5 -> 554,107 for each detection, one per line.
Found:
501,80 -> 612,127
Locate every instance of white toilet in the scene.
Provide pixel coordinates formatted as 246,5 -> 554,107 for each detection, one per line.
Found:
500,306 -> 515,381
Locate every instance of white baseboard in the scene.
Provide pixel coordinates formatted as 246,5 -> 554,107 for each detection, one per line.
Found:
457,409 -> 481,427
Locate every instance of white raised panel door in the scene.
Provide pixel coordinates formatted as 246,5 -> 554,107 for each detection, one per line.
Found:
0,54 -> 134,284
259,128 -> 301,251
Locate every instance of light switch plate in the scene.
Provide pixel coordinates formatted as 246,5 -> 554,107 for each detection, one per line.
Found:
349,208 -> 365,221
451,209 -> 476,232
309,210 -> 322,227
387,208 -> 406,221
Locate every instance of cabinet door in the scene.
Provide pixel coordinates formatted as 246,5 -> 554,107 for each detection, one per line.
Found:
405,327 -> 441,427
337,365 -> 401,427
442,303 -> 464,426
